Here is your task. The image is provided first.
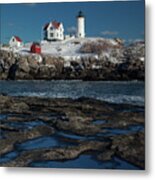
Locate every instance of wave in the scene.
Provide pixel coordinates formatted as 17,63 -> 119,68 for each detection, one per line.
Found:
98,95 -> 144,106
0,81 -> 144,106
11,91 -> 144,106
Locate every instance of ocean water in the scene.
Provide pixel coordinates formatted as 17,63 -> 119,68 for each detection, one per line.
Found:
0,80 -> 144,106
0,80 -> 144,169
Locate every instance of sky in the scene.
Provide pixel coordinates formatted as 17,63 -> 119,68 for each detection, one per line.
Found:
0,0 -> 145,43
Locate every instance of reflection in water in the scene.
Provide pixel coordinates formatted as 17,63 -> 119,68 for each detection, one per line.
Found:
30,154 -> 140,170
0,151 -> 19,164
16,135 -> 77,151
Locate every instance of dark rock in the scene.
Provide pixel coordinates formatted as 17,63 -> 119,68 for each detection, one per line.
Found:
97,150 -> 114,161
7,63 -> 18,80
111,131 -> 145,169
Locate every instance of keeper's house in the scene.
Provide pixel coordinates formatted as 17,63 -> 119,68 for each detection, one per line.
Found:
43,21 -> 64,41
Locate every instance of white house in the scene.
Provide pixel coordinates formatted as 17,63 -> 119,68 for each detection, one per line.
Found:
9,36 -> 23,48
43,21 -> 64,41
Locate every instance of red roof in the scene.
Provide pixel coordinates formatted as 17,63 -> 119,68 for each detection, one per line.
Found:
52,21 -> 60,29
14,36 -> 22,42
43,21 -> 61,30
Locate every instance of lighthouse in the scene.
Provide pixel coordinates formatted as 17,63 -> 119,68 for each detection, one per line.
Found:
76,11 -> 85,38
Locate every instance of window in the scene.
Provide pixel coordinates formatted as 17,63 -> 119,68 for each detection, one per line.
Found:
50,33 -> 54,37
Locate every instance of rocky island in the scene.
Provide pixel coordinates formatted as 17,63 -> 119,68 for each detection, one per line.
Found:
0,38 -> 145,81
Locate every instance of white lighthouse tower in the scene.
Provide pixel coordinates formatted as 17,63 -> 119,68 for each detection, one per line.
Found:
76,11 -> 85,38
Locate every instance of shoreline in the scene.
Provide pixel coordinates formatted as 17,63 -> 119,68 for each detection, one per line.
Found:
0,95 -> 145,169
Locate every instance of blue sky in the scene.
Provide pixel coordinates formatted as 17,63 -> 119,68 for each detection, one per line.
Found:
0,0 -> 145,43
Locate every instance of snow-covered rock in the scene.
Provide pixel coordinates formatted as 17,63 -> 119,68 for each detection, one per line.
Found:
0,38 -> 145,81
1,38 -> 125,64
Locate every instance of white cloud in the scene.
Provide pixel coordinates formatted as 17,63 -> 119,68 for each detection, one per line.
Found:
67,26 -> 76,34
8,22 -> 14,27
24,3 -> 36,7
101,31 -> 118,36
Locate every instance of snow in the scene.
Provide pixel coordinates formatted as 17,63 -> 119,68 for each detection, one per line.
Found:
34,54 -> 42,63
64,61 -> 71,67
1,37 -> 120,62
92,64 -> 102,69
139,57 -> 144,62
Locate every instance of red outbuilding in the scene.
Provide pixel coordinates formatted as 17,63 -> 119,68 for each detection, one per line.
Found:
30,42 -> 41,54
